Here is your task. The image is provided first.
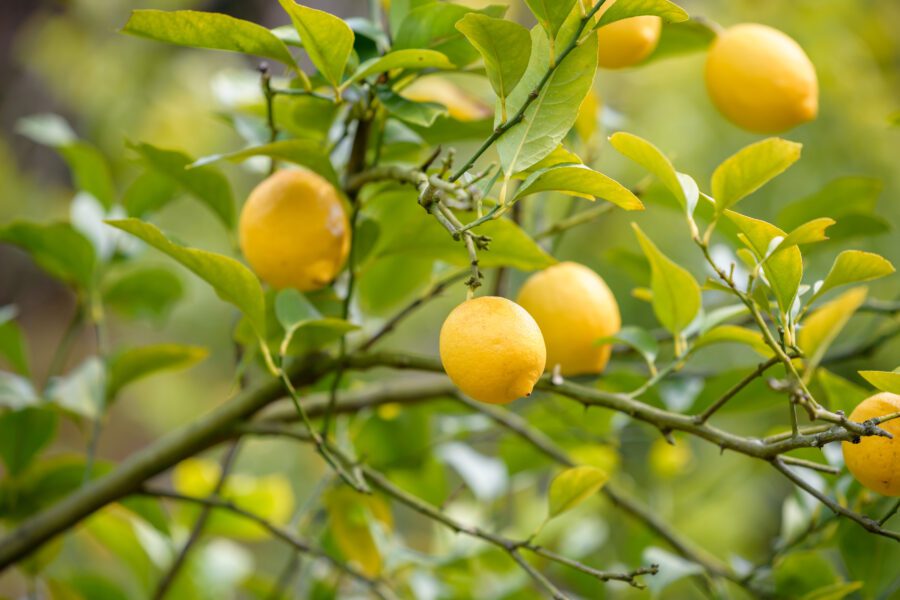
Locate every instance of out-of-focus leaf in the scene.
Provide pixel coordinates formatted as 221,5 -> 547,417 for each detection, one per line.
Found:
815,369 -> 868,415
0,372 -> 39,410
0,407 -> 57,478
83,507 -> 155,591
711,138 -> 802,215
325,487 -> 392,577
64,573 -> 130,600
810,250 -> 894,304
694,325 -> 772,358
275,289 -> 357,353
122,9 -> 299,71
377,88 -> 447,127
516,145 -> 583,177
394,4 -> 506,67
632,223 -> 701,335
456,14 -> 531,109
523,0 -> 576,40
0,222 -> 96,289
596,0 -> 689,28
107,344 -> 208,399
103,267 -> 184,321
774,551 -> 840,599
131,142 -> 235,229
858,370 -> 900,395
838,518 -> 900,598
347,49 -> 453,86
595,326 -> 658,369
514,164 -> 644,210
278,0 -> 353,87
191,140 -> 339,187
800,582 -> 864,600
643,546 -> 704,594
46,357 -> 106,419
798,287 -> 867,372
122,170 -> 178,218
547,465 -> 608,519
274,289 -> 321,330
0,307 -> 29,376
642,19 -> 716,64
106,219 -> 266,340
498,25 -> 598,174
437,442 -> 508,501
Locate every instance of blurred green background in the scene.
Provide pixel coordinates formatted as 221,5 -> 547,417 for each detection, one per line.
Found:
0,0 -> 898,598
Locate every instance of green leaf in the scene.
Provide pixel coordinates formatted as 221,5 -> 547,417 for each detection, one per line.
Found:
726,211 -> 802,315
774,551 -> 841,599
498,25 -> 598,174
107,344 -> 208,400
122,170 -> 178,218
456,14 -> 531,106
694,325 -> 772,358
596,0 -> 689,28
608,132 -> 685,205
278,0 -> 354,87
547,465 -> 608,519
523,0 -> 577,40
0,307 -> 29,376
595,326 -> 658,369
516,145 -> 583,176
773,218 -> 835,254
711,138 -> 802,215
274,289 -> 322,330
46,358 -> 106,419
103,267 -> 183,321
858,370 -> 900,395
0,407 -> 57,478
389,0 -> 436,38
811,250 -> 895,303
191,140 -> 339,187
121,10 -> 298,71
0,372 -> 40,410
131,142 -> 235,228
106,219 -> 266,340
514,164 -> 644,210
394,4 -> 506,68
631,223 -> 701,335
347,49 -> 454,86
376,87 -> 447,127
800,582 -> 863,600
642,19 -> 716,64
0,222 -> 96,290
799,288 -> 867,374
275,290 -> 359,354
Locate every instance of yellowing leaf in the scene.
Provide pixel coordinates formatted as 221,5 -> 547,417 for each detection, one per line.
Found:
773,218 -> 835,254
799,287 -> 867,373
811,250 -> 895,303
694,325 -> 772,358
326,488 -> 391,577
347,49 -> 454,86
514,164 -> 644,210
548,465 -> 608,519
711,138 -> 802,214
609,132 -> 685,205
858,370 -> 900,395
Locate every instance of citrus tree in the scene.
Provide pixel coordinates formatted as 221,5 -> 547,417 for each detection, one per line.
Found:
1,0 -> 899,598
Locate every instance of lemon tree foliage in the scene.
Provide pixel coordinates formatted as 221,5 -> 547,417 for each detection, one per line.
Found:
1,1 -> 899,599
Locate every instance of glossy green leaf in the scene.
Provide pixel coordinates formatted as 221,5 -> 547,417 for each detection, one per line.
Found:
122,9 -> 298,70
0,372 -> 39,410
0,307 -> 29,376
376,88 -> 447,127
811,250 -> 895,303
632,223 -> 701,335
456,14 -> 531,106
347,49 -> 454,86
131,142 -> 235,228
0,222 -> 96,290
596,0 -> 690,28
608,132 -> 685,205
106,219 -> 266,340
711,138 -> 802,214
0,407 -> 57,478
859,370 -> 900,395
46,357 -> 106,419
274,289 -> 321,330
107,344 -> 208,399
191,140 -> 339,186
773,218 -> 835,254
726,211 -> 802,315
514,164 -> 644,210
523,0 -> 577,40
389,0 -> 435,37
596,326 -> 658,369
394,4 -> 506,67
799,287 -> 867,373
516,145 -> 583,176
498,25 -> 598,174
278,0 -> 354,87
122,170 -> 177,218
103,267 -> 183,321
694,325 -> 772,358
548,465 -> 608,519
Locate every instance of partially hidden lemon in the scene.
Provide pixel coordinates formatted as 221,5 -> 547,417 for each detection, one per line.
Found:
439,296 -> 546,405
516,262 -> 620,377
842,392 -> 900,496
400,76 -> 492,122
705,23 -> 818,133
596,2 -> 662,70
239,169 -> 350,291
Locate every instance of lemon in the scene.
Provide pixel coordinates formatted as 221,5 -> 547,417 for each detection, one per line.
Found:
516,262 -> 620,377
239,169 -> 350,291
842,392 -> 900,496
705,23 -> 818,133
596,6 -> 662,69
400,76 -> 492,122
439,296 -> 546,404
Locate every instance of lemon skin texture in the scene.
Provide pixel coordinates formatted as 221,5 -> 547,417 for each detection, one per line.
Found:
705,23 -> 818,133
439,296 -> 546,405
842,392 -> 900,496
239,169 -> 350,291
516,262 -> 621,377
596,15 -> 662,69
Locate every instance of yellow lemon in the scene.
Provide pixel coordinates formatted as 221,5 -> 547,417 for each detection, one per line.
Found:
400,76 -> 492,122
649,437 -> 693,478
239,169 -> 350,291
439,296 -> 546,404
705,23 -> 818,133
516,262 -> 620,377
842,392 -> 900,496
596,6 -> 662,69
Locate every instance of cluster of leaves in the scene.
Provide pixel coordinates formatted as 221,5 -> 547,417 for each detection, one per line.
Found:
1,0 -> 898,599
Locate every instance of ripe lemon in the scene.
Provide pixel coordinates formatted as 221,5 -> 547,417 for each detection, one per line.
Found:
516,262 -> 620,377
439,296 -> 546,405
239,169 -> 350,291
595,1 -> 662,70
400,76 -> 491,122
705,23 -> 818,133
842,392 -> 900,496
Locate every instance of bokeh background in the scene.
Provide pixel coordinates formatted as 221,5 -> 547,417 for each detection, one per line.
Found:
1,0 -> 898,598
